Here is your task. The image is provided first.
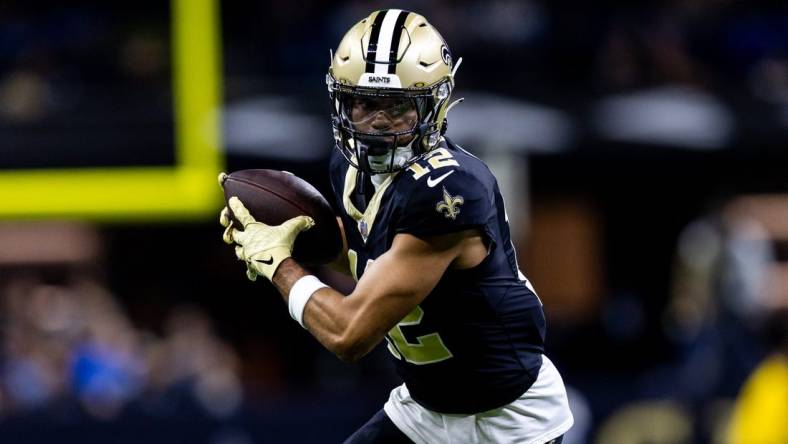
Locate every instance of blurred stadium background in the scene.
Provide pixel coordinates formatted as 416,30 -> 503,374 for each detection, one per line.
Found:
1,0 -> 787,443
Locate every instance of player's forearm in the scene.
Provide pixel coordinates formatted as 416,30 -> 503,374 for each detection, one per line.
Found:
272,258 -> 376,362
271,258 -> 310,295
304,288 -> 380,362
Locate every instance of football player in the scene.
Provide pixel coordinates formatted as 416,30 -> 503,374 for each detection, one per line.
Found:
220,9 -> 573,444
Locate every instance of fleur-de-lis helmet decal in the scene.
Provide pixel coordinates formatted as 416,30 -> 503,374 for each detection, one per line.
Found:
436,187 -> 464,220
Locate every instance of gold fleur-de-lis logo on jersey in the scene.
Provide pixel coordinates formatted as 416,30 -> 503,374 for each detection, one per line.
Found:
435,187 -> 464,220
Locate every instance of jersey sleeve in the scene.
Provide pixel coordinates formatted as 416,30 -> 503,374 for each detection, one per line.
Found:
328,148 -> 348,213
395,167 -> 494,238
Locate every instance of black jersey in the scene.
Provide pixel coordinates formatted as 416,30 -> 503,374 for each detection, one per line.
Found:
328,138 -> 546,414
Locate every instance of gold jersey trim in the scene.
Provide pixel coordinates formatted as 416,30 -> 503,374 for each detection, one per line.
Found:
342,164 -> 397,242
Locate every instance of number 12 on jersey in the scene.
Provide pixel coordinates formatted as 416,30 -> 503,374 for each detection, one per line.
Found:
408,148 -> 459,180
349,248 -> 454,365
386,305 -> 453,365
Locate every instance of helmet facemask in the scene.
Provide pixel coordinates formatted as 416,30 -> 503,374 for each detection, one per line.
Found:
328,76 -> 452,175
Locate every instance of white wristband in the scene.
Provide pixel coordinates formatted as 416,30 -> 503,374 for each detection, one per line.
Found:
288,275 -> 328,328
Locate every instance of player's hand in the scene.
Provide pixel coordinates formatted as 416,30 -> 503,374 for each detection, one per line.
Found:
220,196 -> 314,282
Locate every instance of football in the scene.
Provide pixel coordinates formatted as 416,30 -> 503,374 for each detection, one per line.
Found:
221,169 -> 342,266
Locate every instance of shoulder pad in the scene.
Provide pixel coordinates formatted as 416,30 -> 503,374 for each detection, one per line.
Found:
395,150 -> 494,237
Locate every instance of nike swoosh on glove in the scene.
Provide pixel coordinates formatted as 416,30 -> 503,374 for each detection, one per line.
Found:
220,196 -> 314,281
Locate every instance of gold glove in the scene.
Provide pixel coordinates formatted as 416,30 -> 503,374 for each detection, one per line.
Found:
220,196 -> 313,281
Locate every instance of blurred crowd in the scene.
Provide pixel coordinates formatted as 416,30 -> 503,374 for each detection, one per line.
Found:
1,0 -> 785,124
0,272 -> 242,421
0,2 -> 169,124
222,0 -> 788,101
0,1 -> 172,169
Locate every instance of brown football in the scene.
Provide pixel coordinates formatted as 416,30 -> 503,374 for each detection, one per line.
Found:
221,169 -> 342,266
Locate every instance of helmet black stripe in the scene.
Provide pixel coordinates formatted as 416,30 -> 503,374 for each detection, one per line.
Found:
364,10 -> 389,73
387,11 -> 411,74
